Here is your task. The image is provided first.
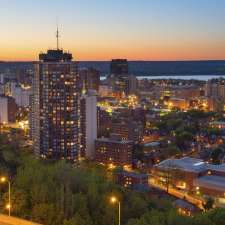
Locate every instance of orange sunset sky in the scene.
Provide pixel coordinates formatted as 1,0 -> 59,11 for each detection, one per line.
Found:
0,0 -> 225,61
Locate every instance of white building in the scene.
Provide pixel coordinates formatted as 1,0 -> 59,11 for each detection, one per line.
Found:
0,74 -> 4,84
80,90 -> 97,159
5,82 -> 31,107
0,96 -> 8,123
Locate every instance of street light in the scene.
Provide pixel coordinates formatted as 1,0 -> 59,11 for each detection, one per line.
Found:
110,196 -> 121,225
0,177 -> 11,216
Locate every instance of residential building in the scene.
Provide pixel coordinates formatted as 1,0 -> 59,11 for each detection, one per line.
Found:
30,49 -> 80,160
115,171 -> 148,189
95,134 -> 133,166
111,121 -> 143,144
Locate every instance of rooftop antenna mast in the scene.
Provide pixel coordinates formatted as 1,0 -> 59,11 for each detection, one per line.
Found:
56,24 -> 60,50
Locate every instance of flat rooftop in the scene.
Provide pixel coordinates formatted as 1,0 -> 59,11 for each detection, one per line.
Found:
208,164 -> 225,174
194,175 -> 225,192
211,121 -> 225,126
144,142 -> 160,147
156,157 -> 225,174
119,171 -> 148,178
156,157 -> 207,173
96,138 -> 133,144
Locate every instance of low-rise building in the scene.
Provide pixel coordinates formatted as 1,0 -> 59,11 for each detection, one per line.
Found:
173,199 -> 200,216
95,134 -> 133,166
153,157 -> 225,206
211,121 -> 225,129
166,97 -> 189,111
115,171 -> 148,189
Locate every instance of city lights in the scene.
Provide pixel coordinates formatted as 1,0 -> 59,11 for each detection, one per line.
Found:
0,176 -> 11,216
0,1 -> 225,223
110,196 -> 121,225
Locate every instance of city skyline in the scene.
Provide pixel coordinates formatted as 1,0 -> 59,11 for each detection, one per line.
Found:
1,0 -> 225,61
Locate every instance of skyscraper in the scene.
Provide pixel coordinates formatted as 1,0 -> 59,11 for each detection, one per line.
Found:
31,48 -> 80,160
79,67 -> 100,92
110,59 -> 128,76
108,59 -> 137,96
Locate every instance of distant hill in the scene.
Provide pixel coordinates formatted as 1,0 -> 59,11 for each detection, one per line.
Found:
0,60 -> 225,76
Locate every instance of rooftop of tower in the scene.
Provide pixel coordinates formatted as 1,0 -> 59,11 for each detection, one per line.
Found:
39,49 -> 73,62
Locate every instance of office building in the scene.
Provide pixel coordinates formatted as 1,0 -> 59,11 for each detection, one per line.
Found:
110,59 -> 128,76
79,67 -> 100,92
108,59 -> 137,95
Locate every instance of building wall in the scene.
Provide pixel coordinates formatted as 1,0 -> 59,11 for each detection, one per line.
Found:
116,172 -> 148,188
5,82 -> 31,107
0,96 -> 8,123
85,95 -> 97,159
95,139 -> 133,166
80,93 -> 97,159
7,97 -> 17,123
193,185 -> 224,197
79,68 -> 100,92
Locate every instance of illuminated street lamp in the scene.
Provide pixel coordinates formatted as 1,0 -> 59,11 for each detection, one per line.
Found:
110,196 -> 121,225
0,177 -> 11,216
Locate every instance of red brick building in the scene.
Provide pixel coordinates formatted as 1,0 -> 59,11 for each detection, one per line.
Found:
115,171 -> 148,188
95,134 -> 133,166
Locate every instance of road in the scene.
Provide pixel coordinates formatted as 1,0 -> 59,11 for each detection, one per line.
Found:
149,178 -> 204,209
0,214 -> 41,225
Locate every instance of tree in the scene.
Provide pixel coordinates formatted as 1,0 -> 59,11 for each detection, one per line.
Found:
126,210 -> 166,225
206,208 -> 225,225
124,195 -> 148,219
167,210 -> 191,225
31,203 -> 61,225
211,148 -> 223,165
193,215 -> 214,225
166,144 -> 181,157
63,213 -> 93,225
162,162 -> 183,193
203,198 -> 214,211
1,132 -> 225,225
133,144 -> 144,161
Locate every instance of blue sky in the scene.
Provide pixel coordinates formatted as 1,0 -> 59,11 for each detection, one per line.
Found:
0,0 -> 225,60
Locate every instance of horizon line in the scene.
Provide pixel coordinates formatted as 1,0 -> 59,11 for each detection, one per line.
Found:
1,59 -> 225,63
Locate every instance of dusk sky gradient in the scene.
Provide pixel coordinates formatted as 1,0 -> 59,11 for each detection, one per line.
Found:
1,0 -> 225,61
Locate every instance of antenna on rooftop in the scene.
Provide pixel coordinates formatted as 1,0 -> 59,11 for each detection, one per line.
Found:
56,21 -> 60,50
